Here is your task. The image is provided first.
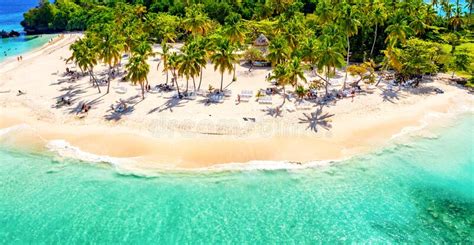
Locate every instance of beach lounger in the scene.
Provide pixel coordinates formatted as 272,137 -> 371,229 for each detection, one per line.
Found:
184,91 -> 197,100
209,94 -> 224,103
114,86 -> 127,94
285,104 -> 296,112
259,96 -> 272,104
223,89 -> 232,97
148,85 -> 162,94
296,101 -> 312,110
196,89 -> 207,96
114,103 -> 126,113
240,90 -> 253,98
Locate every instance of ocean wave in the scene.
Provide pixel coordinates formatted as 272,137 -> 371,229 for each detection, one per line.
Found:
391,104 -> 474,141
5,106 -> 471,176
44,138 -> 346,176
45,139 -> 132,167
0,124 -> 31,137
198,159 -> 340,172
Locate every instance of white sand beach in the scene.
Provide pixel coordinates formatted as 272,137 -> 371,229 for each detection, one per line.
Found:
0,34 -> 472,170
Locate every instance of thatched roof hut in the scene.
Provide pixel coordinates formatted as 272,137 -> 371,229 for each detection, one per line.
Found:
253,34 -> 269,47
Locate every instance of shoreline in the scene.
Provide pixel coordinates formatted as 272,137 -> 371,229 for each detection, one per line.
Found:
0,33 -> 473,171
0,109 -> 472,174
1,97 -> 471,173
0,33 -> 63,72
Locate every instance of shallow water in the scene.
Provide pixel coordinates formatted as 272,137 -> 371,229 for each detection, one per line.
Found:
0,114 -> 472,243
0,0 -> 53,62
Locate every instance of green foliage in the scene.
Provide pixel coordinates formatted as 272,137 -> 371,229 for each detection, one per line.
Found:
450,51 -> 472,75
390,38 -> 448,78
45,0 -> 472,99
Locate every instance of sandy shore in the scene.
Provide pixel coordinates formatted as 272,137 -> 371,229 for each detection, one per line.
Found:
0,34 -> 472,171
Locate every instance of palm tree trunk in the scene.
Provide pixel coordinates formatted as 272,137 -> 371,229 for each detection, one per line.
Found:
198,67 -> 203,90
325,67 -> 330,97
233,63 -> 236,81
192,77 -> 196,92
90,68 -> 101,93
107,64 -> 112,94
280,85 -> 286,107
141,83 -> 145,99
165,70 -> 169,85
220,72 -> 224,92
174,73 -> 181,97
186,78 -> 189,93
343,35 -> 350,89
370,23 -> 378,57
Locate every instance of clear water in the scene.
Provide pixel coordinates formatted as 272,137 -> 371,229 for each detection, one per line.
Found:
0,0 -> 53,62
0,114 -> 473,243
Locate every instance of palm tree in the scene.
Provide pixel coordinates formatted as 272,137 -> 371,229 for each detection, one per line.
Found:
131,37 -> 153,89
316,40 -> 345,97
267,36 -> 290,66
370,3 -> 387,57
209,38 -> 237,91
466,0 -> 473,17
156,40 -> 171,84
176,53 -> 193,93
385,21 -> 412,48
182,7 -> 212,37
441,2 -> 454,19
301,37 -> 320,75
269,64 -> 290,105
67,37 -> 101,93
286,57 -> 307,88
95,24 -> 124,94
167,52 -> 181,96
410,15 -> 428,36
222,18 -> 247,46
177,41 -> 205,93
194,36 -> 212,90
339,4 -> 361,88
449,14 -> 464,32
126,54 -> 149,99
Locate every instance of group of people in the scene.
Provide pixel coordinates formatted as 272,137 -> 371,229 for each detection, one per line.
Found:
80,103 -> 91,114
16,56 -> 23,61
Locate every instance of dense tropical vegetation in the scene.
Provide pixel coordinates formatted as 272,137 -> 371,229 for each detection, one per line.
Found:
25,0 -> 473,100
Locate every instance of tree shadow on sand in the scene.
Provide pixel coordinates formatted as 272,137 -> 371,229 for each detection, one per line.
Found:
104,95 -> 141,121
52,84 -> 87,109
148,95 -> 188,114
298,105 -> 334,132
68,93 -> 106,115
262,106 -> 283,118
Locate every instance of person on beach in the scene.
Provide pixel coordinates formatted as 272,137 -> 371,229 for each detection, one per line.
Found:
237,94 -> 241,104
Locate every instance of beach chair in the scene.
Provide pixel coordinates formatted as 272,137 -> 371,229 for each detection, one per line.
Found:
239,90 -> 252,102
148,86 -> 161,94
185,91 -> 197,100
196,89 -> 207,96
259,96 -> 272,104
285,104 -> 296,112
114,86 -> 127,94
296,101 -> 312,110
223,89 -> 232,97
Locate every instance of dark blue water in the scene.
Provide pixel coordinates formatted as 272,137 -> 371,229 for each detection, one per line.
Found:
0,0 -> 41,32
0,0 -> 53,62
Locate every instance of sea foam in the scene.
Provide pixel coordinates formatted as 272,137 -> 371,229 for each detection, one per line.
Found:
46,139 -> 131,167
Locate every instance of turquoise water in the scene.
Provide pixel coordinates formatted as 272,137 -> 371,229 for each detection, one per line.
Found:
0,0 -> 53,62
0,114 -> 473,243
